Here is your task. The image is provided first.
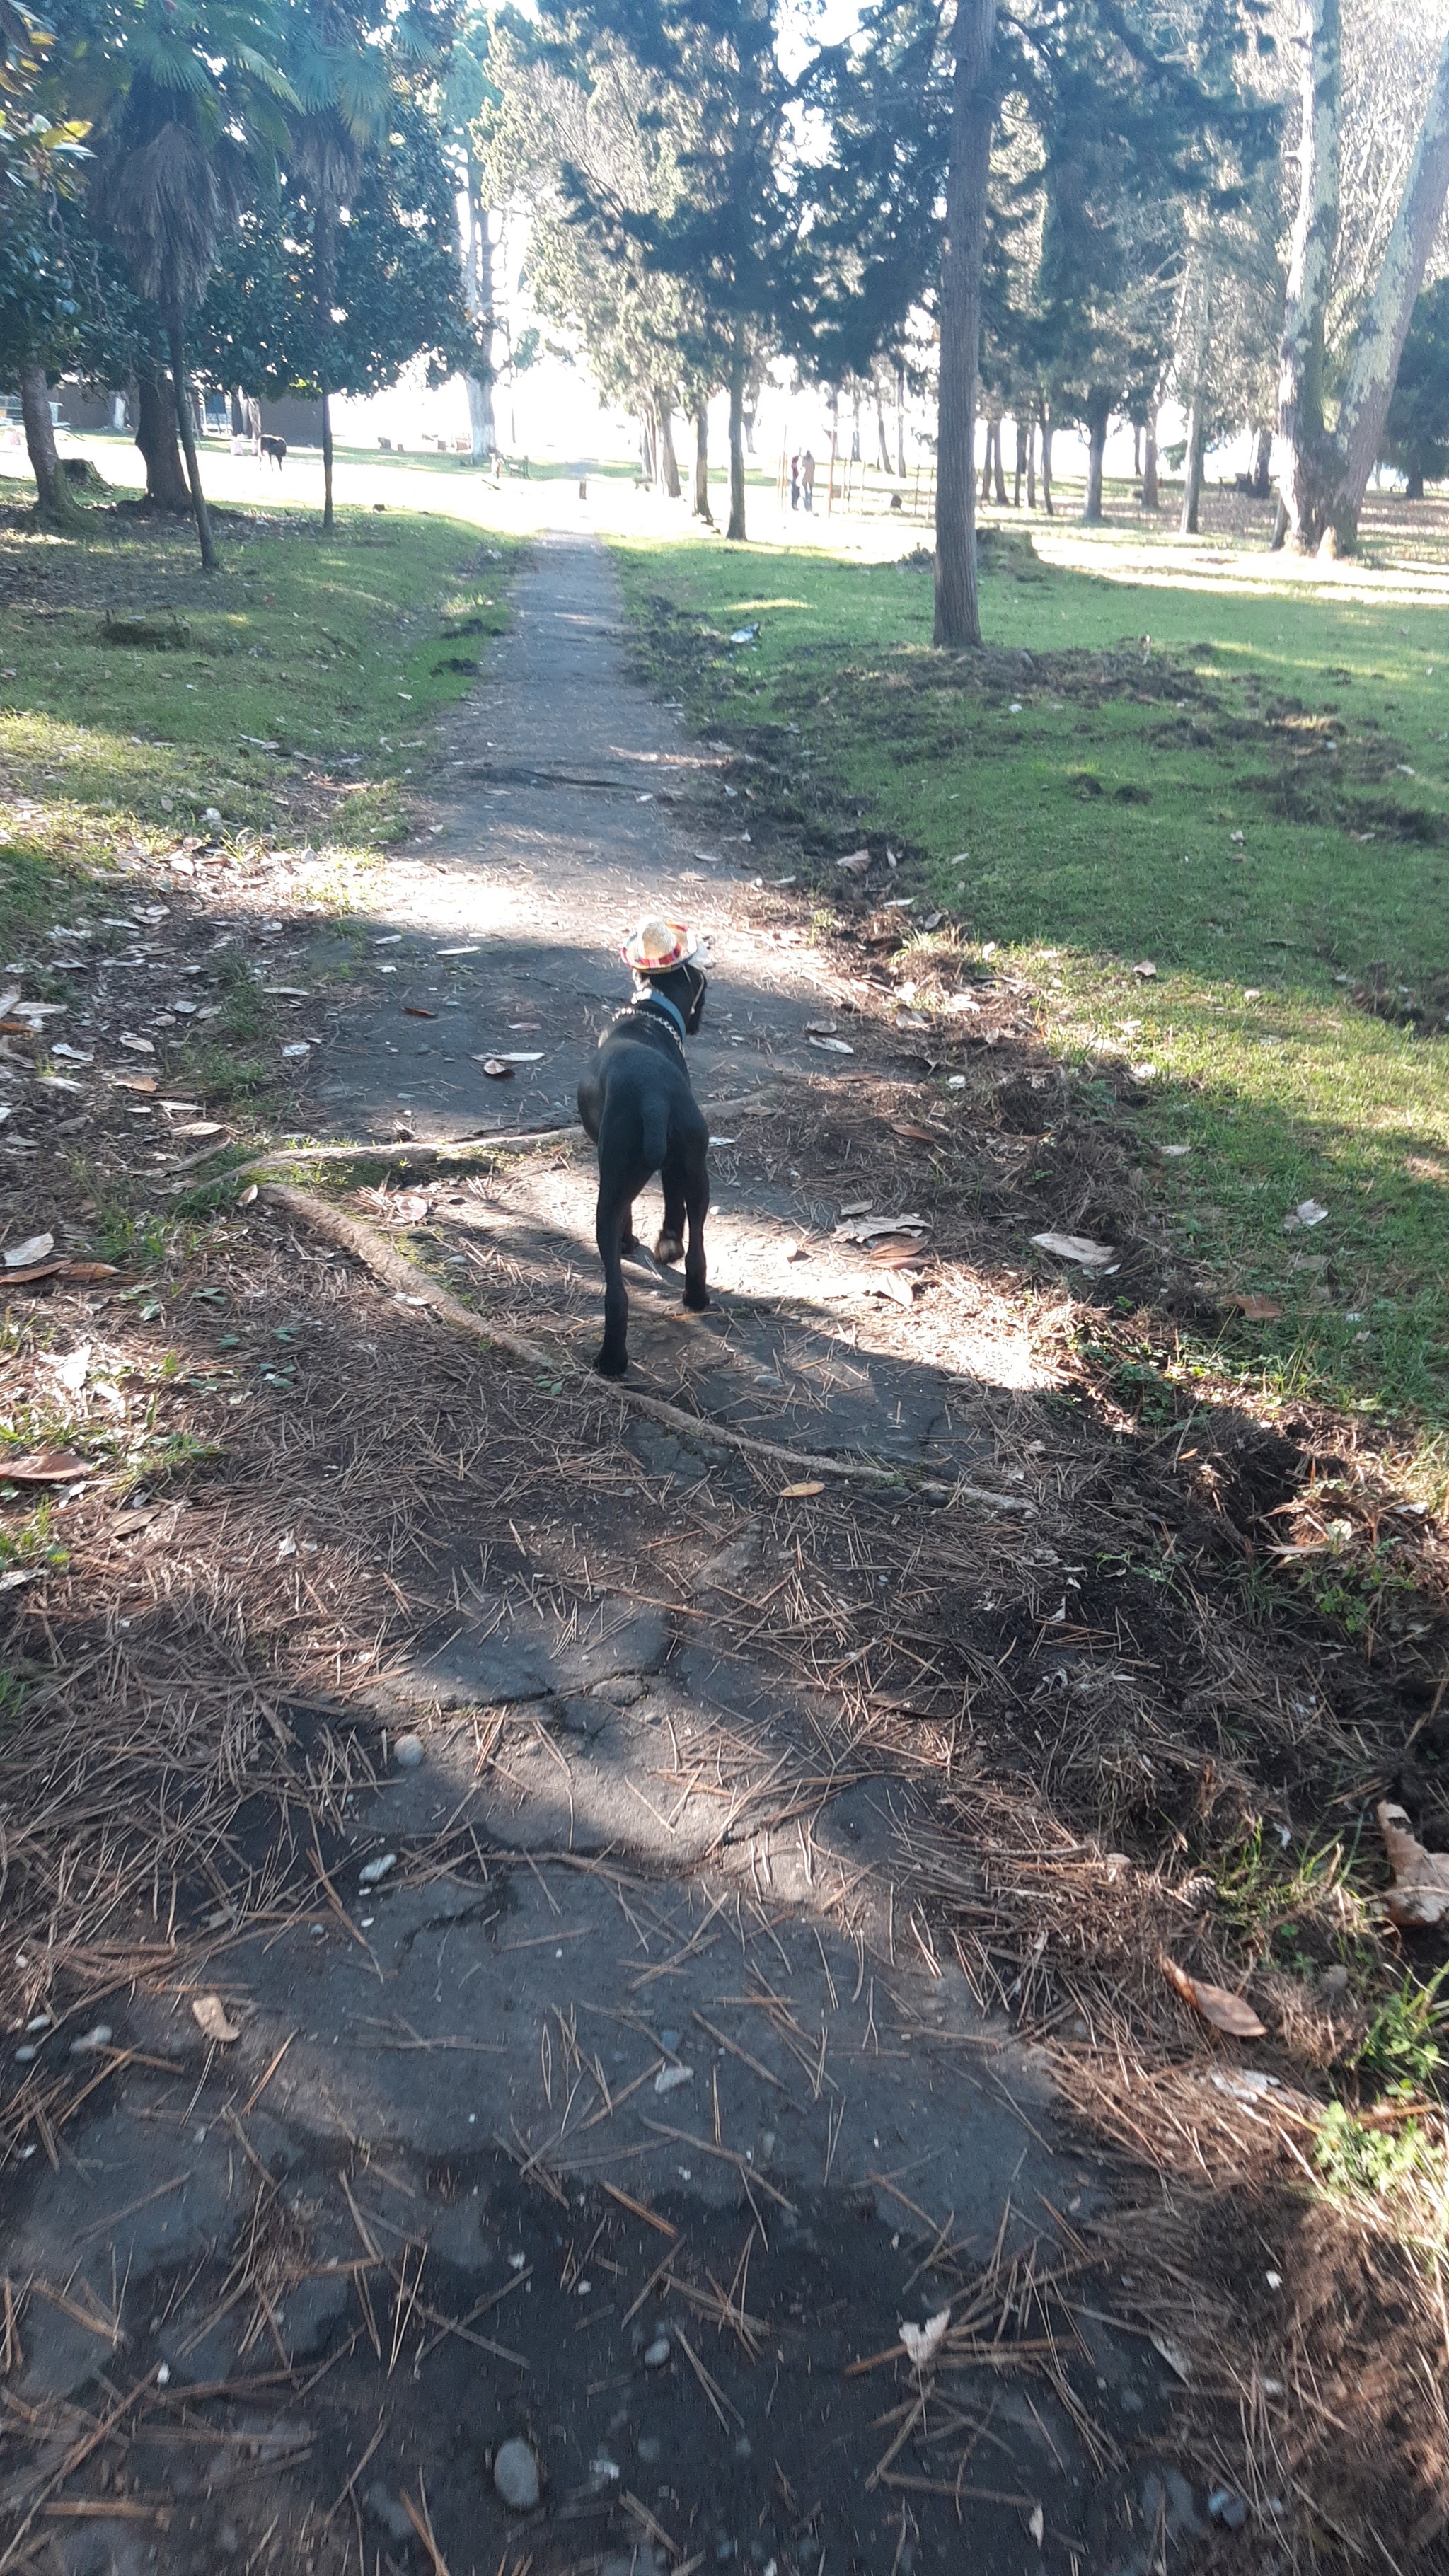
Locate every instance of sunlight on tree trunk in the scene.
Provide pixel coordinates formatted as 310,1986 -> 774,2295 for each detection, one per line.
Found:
463,180 -> 495,463
693,408 -> 712,522
466,375 -> 494,462
727,317 -> 748,542
657,401 -> 681,499
1142,411 -> 1159,510
1278,0 -> 1341,549
1040,409 -> 1053,514
1179,394 -> 1208,535
1179,277 -> 1211,536
1331,25 -> 1449,538
934,0 -> 996,649
19,366 -> 85,531
168,320 -> 217,572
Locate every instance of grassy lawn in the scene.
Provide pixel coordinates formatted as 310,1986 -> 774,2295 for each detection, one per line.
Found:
613,499 -> 1449,1445
0,473 -> 520,1230
0,475 -> 514,936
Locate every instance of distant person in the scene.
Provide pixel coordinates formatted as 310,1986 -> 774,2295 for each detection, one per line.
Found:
800,446 -> 816,511
789,452 -> 800,511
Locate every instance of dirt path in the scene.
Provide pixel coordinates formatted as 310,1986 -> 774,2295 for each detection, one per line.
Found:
4,535 -> 1196,2576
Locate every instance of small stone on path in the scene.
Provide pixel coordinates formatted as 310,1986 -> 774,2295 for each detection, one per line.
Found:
393,1732 -> 425,1769
494,2437 -> 541,2511
644,2334 -> 671,2368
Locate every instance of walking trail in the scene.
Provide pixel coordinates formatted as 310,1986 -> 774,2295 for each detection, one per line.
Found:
6,533 -> 1191,2576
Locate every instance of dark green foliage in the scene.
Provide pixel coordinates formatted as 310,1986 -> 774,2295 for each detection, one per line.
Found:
1383,277 -> 1449,499
197,88 -> 480,402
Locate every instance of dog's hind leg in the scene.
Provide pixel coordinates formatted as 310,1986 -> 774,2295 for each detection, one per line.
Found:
681,1143 -> 710,1312
594,1183 -> 633,1376
654,1154 -> 686,1266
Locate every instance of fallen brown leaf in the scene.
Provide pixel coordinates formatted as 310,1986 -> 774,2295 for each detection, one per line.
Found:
891,1124 -> 940,1145
403,1005 -> 438,1020
1,1451 -> 96,1483
192,1995 -> 241,2043
1377,1801 -> 1449,1927
1221,1294 -> 1284,1321
780,1481 -> 825,1499
1162,1956 -> 1267,2038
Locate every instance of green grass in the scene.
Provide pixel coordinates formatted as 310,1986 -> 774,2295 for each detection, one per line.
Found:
613,504 -> 1449,1434
0,495 -> 518,954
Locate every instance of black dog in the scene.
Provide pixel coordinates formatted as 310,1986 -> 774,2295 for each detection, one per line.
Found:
579,959 -> 710,1377
260,433 -> 287,469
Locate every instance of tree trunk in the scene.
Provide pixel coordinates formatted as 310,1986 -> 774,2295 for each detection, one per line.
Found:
1406,462 -> 1425,500
1040,410 -> 1053,514
896,363 -> 906,478
979,419 -> 993,504
727,317 -> 748,542
135,363 -> 191,510
168,318 -> 217,572
314,198 -> 337,532
1133,421 -> 1141,475
321,387 -> 335,531
1179,276 -> 1211,535
230,386 -> 246,435
875,393 -> 891,474
993,415 -> 1008,504
850,391 -> 860,463
465,376 -> 493,462
933,0 -> 997,649
1082,391 -> 1110,522
19,364 -> 85,529
1142,411 -> 1159,509
639,408 -> 657,484
463,173 -> 495,463
693,407 -> 712,520
1013,413 -> 1025,506
1277,0 -> 1343,549
1026,413 -> 1037,509
1329,21 -> 1449,542
1179,392 -> 1208,535
657,400 -> 681,498
1251,424 -> 1273,497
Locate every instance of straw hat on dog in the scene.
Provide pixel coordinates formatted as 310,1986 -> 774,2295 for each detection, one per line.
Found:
620,918 -> 700,973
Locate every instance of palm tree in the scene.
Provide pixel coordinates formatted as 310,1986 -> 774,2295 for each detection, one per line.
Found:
92,0 -> 290,569
284,0 -> 393,529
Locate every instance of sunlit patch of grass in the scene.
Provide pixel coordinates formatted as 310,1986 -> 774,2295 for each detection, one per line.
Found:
0,1500 -> 69,1579
613,526 -> 1449,1431
1212,1823 -> 1365,1978
1313,2096 -> 1443,2211
1351,1970 -> 1449,2098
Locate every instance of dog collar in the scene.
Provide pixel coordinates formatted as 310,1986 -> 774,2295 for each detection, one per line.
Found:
632,990 -> 687,1045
